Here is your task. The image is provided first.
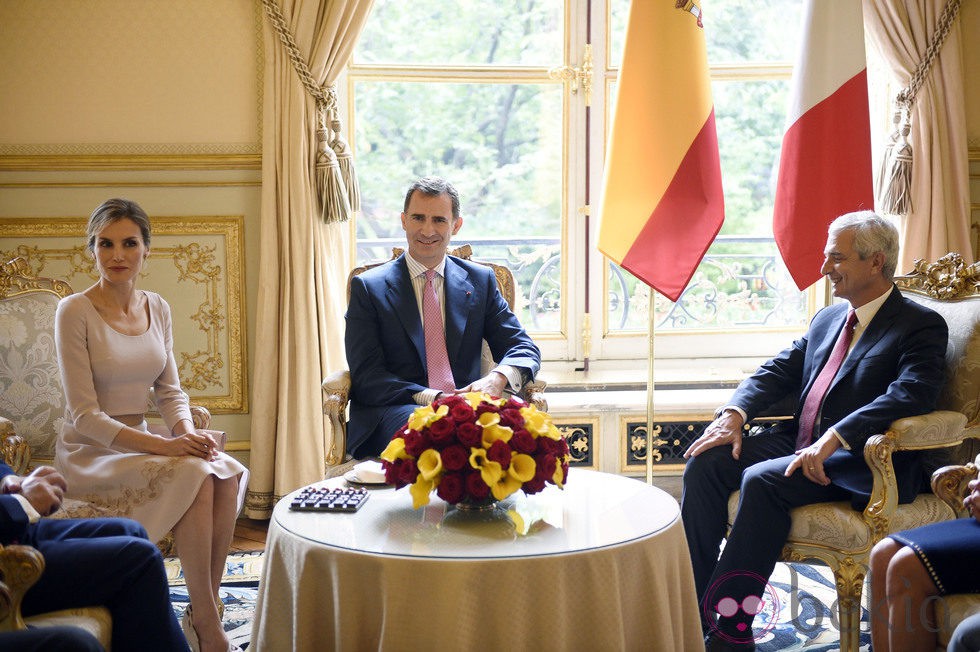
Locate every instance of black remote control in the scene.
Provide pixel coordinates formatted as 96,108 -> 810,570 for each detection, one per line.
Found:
289,486 -> 369,512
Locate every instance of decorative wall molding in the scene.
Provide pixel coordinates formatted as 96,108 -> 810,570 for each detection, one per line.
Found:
0,216 -> 248,414
0,153 -> 261,172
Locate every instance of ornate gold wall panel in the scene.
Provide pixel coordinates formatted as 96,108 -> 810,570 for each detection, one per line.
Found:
0,217 -> 247,413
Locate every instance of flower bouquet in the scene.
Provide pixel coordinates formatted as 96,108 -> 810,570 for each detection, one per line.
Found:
379,392 -> 570,509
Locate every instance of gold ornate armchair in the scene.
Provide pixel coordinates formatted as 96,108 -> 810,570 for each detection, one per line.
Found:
727,253 -> 980,652
932,452 -> 980,650
0,257 -> 212,553
322,244 -> 547,467
0,544 -> 112,647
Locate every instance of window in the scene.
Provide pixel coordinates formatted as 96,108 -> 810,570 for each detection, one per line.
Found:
349,0 -> 814,372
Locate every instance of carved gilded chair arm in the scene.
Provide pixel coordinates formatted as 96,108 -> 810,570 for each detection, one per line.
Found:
886,410 -> 969,450
522,379 -> 548,412
322,370 -> 351,466
862,432 -> 902,542
0,417 -> 31,475
0,544 -> 45,632
931,462 -> 977,517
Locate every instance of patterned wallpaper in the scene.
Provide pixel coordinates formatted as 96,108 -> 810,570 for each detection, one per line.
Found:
0,0 -> 262,156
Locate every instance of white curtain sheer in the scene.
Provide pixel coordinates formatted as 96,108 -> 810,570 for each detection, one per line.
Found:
863,0 -> 974,272
246,0 -> 374,518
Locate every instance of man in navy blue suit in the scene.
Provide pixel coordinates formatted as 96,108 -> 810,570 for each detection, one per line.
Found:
681,211 -> 949,651
345,176 -> 541,459
1,462 -> 188,651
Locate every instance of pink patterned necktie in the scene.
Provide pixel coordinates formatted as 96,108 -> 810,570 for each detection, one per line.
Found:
423,269 -> 455,393
796,310 -> 858,449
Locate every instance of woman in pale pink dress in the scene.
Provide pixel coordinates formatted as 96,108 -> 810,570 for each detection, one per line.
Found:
55,198 -> 247,652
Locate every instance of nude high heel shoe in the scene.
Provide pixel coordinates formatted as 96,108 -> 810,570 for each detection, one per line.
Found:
181,605 -> 200,652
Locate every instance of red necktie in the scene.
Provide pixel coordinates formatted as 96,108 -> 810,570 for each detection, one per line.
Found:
796,310 -> 858,449
423,269 -> 455,393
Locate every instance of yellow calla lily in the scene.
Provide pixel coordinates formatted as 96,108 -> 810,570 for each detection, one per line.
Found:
552,460 -> 565,488
508,453 -> 536,482
380,437 -> 409,463
463,392 -> 489,408
481,424 -> 514,447
543,423 -> 563,441
469,448 -> 503,486
477,412 -> 513,446
477,411 -> 500,428
407,403 -> 449,431
491,473 -> 522,501
519,405 -> 550,437
410,477 -> 434,509
416,448 -> 443,481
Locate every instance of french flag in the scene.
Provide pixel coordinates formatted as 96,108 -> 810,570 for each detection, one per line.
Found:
773,0 -> 874,290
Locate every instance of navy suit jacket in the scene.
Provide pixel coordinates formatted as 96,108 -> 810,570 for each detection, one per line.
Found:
730,287 -> 948,505
345,254 -> 541,455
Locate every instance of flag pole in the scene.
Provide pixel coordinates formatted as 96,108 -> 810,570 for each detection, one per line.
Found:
646,291 -> 656,485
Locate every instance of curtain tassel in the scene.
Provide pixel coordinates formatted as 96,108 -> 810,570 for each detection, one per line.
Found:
330,112 -> 361,214
315,115 -> 351,224
876,101 -> 913,217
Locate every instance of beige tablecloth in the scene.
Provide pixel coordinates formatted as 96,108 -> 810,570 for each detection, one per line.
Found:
252,470 -> 703,651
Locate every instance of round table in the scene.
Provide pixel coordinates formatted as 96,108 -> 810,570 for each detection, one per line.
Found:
251,469 -> 702,651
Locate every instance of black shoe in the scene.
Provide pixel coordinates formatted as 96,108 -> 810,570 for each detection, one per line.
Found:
703,632 -> 756,652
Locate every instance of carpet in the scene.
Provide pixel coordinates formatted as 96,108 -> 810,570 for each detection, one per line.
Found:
166,550 -> 263,650
165,553 -> 868,650
755,562 -> 871,651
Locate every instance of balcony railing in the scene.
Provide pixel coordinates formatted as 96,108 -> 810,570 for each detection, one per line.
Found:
356,235 -> 808,332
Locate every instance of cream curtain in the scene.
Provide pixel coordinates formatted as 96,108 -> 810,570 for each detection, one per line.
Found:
246,0 -> 374,519
863,0 -> 974,272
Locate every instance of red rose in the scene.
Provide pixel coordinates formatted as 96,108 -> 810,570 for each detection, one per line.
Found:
475,402 -> 501,417
456,422 -> 482,447
438,394 -> 465,409
397,459 -> 419,486
402,429 -> 429,458
440,444 -> 469,472
450,401 -> 475,422
534,453 -> 556,481
436,472 -> 465,504
465,471 -> 491,499
536,436 -> 561,456
427,416 -> 456,445
504,396 -> 525,409
523,476 -> 547,495
487,439 -> 512,467
499,408 -> 524,429
383,460 -> 400,486
510,428 -> 536,454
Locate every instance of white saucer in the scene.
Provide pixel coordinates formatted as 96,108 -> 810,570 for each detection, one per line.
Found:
343,469 -> 388,486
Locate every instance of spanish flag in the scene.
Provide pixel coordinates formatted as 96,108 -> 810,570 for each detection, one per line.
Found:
773,0 -> 872,290
598,0 -> 724,303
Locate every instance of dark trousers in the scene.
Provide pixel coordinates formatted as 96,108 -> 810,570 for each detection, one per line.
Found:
681,429 -> 851,637
350,403 -> 416,459
0,625 -> 104,652
20,517 -> 188,652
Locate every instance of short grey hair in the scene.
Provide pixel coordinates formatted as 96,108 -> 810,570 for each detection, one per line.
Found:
827,210 -> 900,280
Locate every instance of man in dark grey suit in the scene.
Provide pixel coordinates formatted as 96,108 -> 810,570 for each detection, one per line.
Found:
682,211 -> 949,651
345,176 -> 541,459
